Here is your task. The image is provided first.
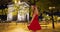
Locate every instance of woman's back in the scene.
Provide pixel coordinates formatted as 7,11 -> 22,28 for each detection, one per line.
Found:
28,5 -> 41,31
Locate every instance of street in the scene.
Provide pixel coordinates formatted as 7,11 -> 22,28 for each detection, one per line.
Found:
0,22 -> 60,32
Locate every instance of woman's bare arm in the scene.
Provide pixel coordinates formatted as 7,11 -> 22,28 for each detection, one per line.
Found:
28,14 -> 35,26
30,14 -> 35,23
28,5 -> 38,25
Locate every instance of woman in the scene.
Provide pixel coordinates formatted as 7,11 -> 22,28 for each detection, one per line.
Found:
28,5 -> 41,32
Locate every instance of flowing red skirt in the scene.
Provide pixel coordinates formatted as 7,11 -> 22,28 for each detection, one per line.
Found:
28,15 -> 41,31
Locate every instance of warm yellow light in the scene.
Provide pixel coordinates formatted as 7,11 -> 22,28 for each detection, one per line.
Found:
13,0 -> 21,4
15,0 -> 17,4
10,27 -> 29,32
49,7 -> 52,10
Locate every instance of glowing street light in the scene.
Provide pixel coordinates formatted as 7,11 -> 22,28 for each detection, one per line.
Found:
49,7 -> 55,10
49,6 -> 55,29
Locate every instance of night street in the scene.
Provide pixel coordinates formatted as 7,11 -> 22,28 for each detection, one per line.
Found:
0,0 -> 60,32
0,22 -> 60,32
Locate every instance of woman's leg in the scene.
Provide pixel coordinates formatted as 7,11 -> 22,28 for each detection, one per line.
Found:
29,30 -> 33,32
36,30 -> 41,32
29,30 -> 36,32
32,30 -> 36,32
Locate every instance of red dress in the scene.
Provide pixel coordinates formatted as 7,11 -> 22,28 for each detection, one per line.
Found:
28,14 -> 41,31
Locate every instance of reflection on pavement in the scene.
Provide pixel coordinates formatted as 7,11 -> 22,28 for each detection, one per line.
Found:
0,22 -> 60,32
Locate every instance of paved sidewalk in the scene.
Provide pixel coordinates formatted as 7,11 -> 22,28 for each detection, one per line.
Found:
0,22 -> 60,32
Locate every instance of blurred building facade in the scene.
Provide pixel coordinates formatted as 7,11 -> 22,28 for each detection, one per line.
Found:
7,0 -> 29,21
